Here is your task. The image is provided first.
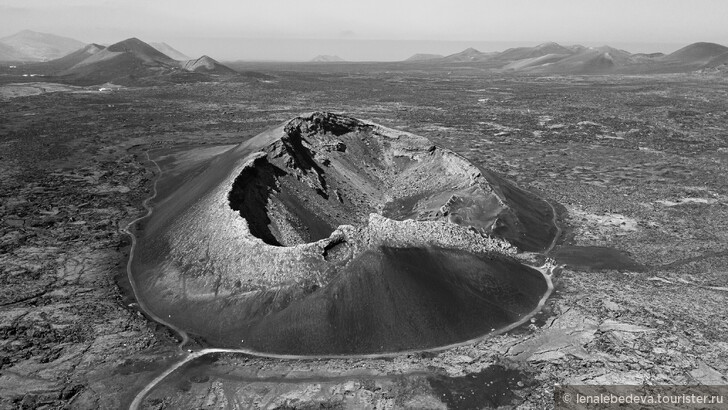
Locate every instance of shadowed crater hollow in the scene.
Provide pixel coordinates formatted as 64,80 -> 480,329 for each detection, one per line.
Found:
132,112 -> 560,355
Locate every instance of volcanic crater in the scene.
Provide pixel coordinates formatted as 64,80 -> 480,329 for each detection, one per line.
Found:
132,112 -> 560,355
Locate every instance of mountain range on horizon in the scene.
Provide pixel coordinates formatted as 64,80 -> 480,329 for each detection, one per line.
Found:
0,30 -> 197,63
409,41 -> 728,74
1,30 -> 727,77
4,33 -> 239,85
0,30 -> 85,62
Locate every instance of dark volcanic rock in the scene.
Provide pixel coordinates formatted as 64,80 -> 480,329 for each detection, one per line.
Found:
223,112 -> 556,249
132,112 -> 558,355
244,246 -> 549,354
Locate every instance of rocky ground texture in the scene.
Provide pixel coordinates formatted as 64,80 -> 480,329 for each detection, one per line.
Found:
1,70 -> 727,409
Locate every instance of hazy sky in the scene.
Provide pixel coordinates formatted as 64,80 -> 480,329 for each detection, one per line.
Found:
1,0 -> 727,60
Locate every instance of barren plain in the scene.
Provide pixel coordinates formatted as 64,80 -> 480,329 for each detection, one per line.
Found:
1,64 -> 727,409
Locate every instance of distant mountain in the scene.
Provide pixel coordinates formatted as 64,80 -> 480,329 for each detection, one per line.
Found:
39,37 -> 242,85
494,42 -> 642,74
311,55 -> 345,62
0,42 -> 27,61
0,30 -> 85,61
496,42 -> 574,61
563,46 -> 637,73
441,47 -> 496,62
706,51 -> 728,68
557,49 -> 624,73
405,53 -> 444,62
493,43 -> 701,74
502,53 -> 571,71
151,42 -> 191,61
31,43 -> 105,73
181,55 -> 236,74
665,42 -> 728,63
637,42 -> 728,73
567,44 -> 588,54
104,37 -> 176,64
57,37 -> 181,84
507,46 -> 639,74
401,41 -> 724,74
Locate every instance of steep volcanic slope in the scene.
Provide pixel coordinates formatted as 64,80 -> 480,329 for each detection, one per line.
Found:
58,38 -> 180,84
243,246 -> 548,354
0,30 -> 85,61
26,43 -> 105,73
180,55 -> 237,74
48,38 -> 233,84
656,42 -> 728,72
218,112 -> 555,250
503,45 -> 640,74
132,112 -> 558,355
47,37 -> 243,84
548,46 -> 634,73
150,42 -> 191,61
0,42 -> 27,62
666,42 -> 728,63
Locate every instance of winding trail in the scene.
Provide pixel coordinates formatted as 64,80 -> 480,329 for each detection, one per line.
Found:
129,268 -> 555,410
126,152 -> 563,410
122,152 -> 190,350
